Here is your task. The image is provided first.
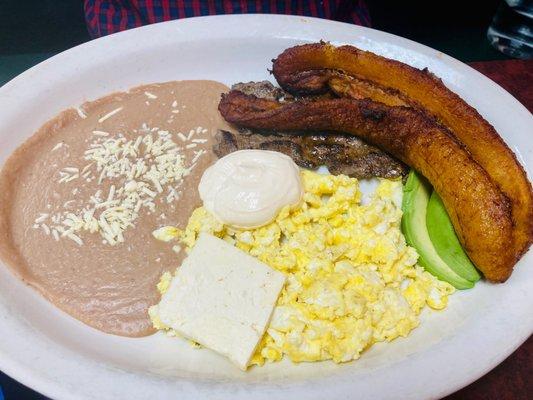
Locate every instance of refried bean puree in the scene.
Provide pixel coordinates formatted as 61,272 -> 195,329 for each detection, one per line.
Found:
0,80 -> 234,337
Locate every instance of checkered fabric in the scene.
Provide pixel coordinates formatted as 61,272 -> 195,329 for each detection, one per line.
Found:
84,0 -> 370,37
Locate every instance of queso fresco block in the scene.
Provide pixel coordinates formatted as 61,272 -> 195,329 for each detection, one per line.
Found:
154,233 -> 286,370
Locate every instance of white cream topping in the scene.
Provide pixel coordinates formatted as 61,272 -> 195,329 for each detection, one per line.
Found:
198,150 -> 303,228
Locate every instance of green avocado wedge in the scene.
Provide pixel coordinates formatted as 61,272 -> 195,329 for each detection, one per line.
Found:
401,170 -> 474,289
427,191 -> 481,282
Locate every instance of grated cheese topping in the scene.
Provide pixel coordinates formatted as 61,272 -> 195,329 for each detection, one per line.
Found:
33,123 -> 210,246
98,107 -> 123,123
51,142 -> 65,152
76,107 -> 87,119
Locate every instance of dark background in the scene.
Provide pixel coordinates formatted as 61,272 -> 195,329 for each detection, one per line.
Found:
0,0 -> 510,85
0,1 -> 528,399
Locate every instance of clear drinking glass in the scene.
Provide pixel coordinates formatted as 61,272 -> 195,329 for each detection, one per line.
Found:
487,0 -> 533,59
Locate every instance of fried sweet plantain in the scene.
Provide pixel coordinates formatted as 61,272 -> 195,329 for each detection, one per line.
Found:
328,74 -> 414,109
219,90 -> 516,282
272,43 -> 533,262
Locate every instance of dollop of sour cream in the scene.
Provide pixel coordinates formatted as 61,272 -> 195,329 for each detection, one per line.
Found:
199,150 -> 303,228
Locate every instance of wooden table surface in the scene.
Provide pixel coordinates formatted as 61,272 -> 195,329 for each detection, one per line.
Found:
469,60 -> 533,113
0,59 -> 531,400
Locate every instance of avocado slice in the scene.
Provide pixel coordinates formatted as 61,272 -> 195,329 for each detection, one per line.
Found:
401,170 -> 474,289
427,191 -> 481,282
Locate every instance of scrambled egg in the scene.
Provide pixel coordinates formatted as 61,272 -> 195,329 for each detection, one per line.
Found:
153,170 -> 454,365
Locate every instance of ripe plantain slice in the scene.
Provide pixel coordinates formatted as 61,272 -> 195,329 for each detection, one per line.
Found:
272,43 -> 533,264
219,90 -> 515,282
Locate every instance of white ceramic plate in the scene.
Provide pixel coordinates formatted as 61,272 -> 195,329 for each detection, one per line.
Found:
0,14 -> 531,400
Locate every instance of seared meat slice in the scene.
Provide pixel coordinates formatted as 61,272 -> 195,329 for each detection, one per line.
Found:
214,129 -> 407,179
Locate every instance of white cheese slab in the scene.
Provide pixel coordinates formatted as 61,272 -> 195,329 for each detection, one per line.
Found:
156,233 -> 286,370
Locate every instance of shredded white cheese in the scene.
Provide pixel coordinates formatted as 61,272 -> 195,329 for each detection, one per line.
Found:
192,149 -> 207,164
98,107 -> 123,123
34,123 -> 210,246
51,142 -> 64,152
37,126 -> 209,245
41,224 -> 51,235
34,213 -> 49,224
75,107 -> 87,119
58,167 -> 79,183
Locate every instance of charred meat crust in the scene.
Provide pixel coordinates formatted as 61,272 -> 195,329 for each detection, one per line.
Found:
271,42 -> 533,263
231,81 -> 290,101
219,90 -> 516,282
